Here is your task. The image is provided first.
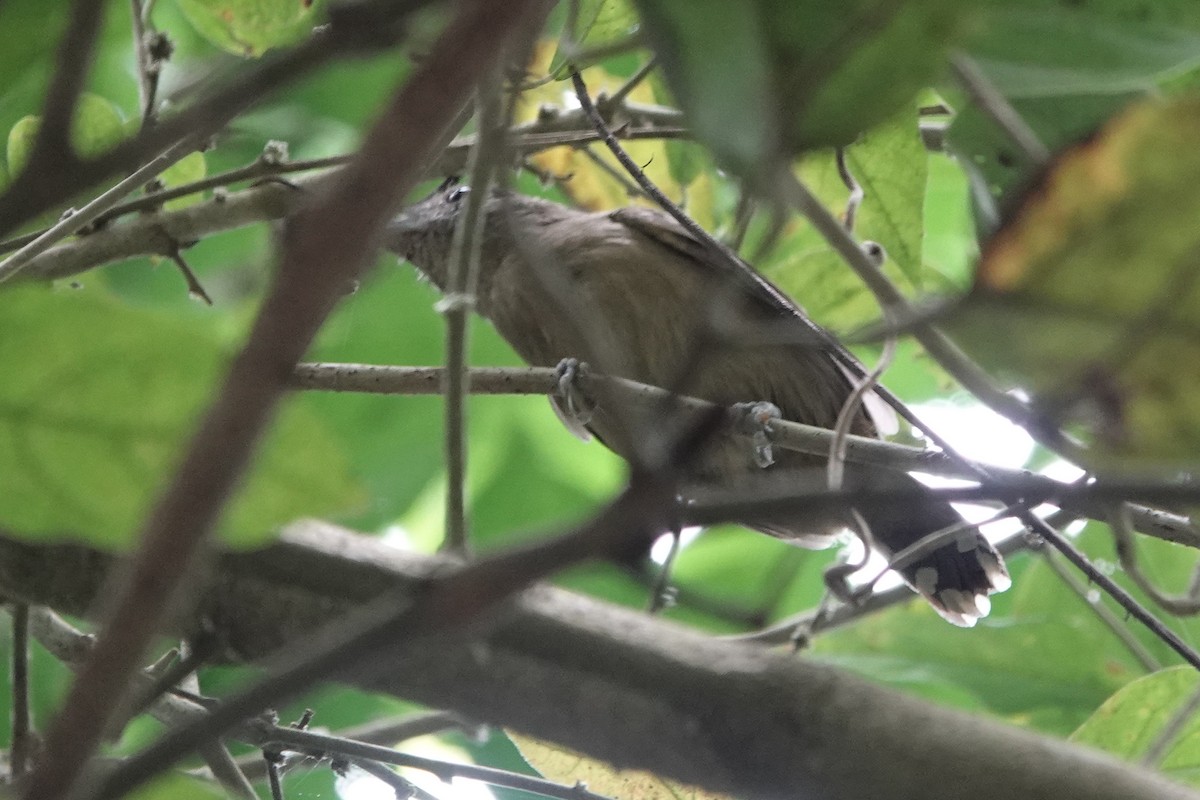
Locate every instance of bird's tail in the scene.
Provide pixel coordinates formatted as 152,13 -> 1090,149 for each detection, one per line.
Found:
842,466 -> 1010,626
745,465 -> 1010,626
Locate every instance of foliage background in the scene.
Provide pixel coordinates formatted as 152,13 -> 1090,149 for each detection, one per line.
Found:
4,0 -> 1200,797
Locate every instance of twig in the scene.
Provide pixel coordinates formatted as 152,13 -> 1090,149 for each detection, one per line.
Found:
31,0 -> 105,162
10,603 -> 32,778
350,758 -> 439,800
1031,516 -> 1200,672
129,0 -> 162,127
949,52 -> 1050,167
265,752 -> 285,800
1143,684 -> 1200,766
1041,548 -> 1161,673
21,5 -> 546,800
166,245 -> 213,305
289,363 -> 1200,550
263,726 -> 616,800
1112,504 -> 1200,615
199,741 -> 258,800
4,126 -> 689,278
441,71 -> 507,554
0,136 -> 202,284
604,57 -> 658,108
834,147 -> 863,231
231,711 -> 479,782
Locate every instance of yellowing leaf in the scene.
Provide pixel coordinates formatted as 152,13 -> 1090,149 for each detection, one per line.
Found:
946,95 -> 1200,464
516,41 -> 710,222
510,733 -> 729,800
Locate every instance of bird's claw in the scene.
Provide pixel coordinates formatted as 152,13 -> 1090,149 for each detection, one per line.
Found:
553,358 -> 596,438
732,401 -> 781,468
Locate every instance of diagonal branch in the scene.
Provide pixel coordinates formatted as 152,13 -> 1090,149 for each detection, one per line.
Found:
21,4 -> 548,799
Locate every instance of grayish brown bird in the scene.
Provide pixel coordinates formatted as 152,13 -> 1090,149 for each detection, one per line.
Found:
387,182 -> 1009,625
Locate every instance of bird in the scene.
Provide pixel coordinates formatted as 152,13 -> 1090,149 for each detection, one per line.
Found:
386,180 -> 1010,626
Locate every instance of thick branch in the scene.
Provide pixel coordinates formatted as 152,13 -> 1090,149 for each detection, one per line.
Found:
0,523 -> 1192,800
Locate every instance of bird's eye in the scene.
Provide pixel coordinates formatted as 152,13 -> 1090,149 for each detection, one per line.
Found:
447,186 -> 470,203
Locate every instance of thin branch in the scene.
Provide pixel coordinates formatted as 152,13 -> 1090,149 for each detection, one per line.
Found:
0,0 -> 435,238
441,72 -> 507,554
269,727 -> 615,800
10,603 -> 32,778
834,147 -> 863,231
5,124 -> 688,279
129,0 -> 162,127
1030,515 -> 1200,672
1144,684 -> 1200,767
1112,504 -> 1200,616
949,52 -> 1050,167
289,362 -> 1200,550
1041,548 -> 1161,673
350,758 -> 437,800
199,741 -> 258,800
22,5 -> 547,800
0,137 -> 202,284
31,0 -> 105,161
603,57 -> 658,108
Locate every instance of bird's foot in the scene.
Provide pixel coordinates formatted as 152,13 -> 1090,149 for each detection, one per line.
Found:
552,358 -> 596,439
731,401 -> 781,468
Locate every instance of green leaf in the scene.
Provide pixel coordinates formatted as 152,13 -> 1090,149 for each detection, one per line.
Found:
950,3 -> 1200,206
6,93 -> 126,176
0,285 -> 362,550
636,0 -> 970,178
753,110 -> 934,331
634,0 -> 777,176
550,0 -> 641,76
175,0 -> 323,57
811,552 -> 1141,735
1071,666 -> 1200,787
947,95 -> 1200,465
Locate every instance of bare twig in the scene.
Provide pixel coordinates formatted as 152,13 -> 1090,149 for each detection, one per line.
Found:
441,72 -> 507,554
1112,504 -> 1200,616
129,0 -> 162,127
0,0 -> 434,238
603,57 -> 659,108
22,5 -> 547,800
834,147 -> 863,231
0,137 -> 202,284
1041,548 -> 1161,673
1143,684 -> 1200,767
349,758 -> 439,800
949,52 -> 1050,167
10,603 -> 32,778
289,362 -> 1200,551
199,741 -> 258,800
30,0 -> 105,163
263,726 -> 615,800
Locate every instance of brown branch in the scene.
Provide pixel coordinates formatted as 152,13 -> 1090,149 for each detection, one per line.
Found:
30,0 -> 105,163
0,0 -> 433,238
21,4 -> 547,799
0,523 -> 1195,800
